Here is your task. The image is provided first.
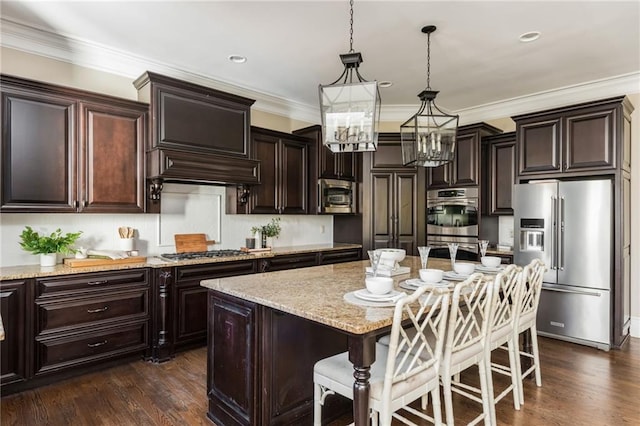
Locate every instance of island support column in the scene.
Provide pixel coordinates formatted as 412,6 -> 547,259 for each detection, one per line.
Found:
348,334 -> 377,425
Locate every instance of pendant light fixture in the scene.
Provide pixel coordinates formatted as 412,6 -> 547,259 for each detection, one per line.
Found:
319,0 -> 381,153
401,25 -> 459,167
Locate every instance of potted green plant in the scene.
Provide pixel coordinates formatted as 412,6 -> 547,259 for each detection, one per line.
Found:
19,226 -> 82,266
260,217 -> 281,248
247,225 -> 262,250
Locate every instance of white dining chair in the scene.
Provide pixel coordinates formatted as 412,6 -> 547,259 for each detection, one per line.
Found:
483,264 -> 524,424
513,258 -> 546,404
313,285 -> 451,426
437,273 -> 498,426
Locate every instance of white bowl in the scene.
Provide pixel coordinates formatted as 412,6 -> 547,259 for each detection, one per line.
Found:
376,248 -> 406,264
453,262 -> 475,276
365,276 -> 394,295
481,256 -> 502,268
419,268 -> 444,283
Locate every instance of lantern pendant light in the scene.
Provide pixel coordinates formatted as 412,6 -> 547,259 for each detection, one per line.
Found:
319,0 -> 381,153
401,25 -> 459,167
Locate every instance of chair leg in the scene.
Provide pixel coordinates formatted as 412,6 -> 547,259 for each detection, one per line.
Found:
478,359 -> 495,426
507,339 -> 521,410
442,374 -> 455,426
530,325 -> 542,387
313,382 -> 322,426
372,409 -> 379,425
431,388 -> 443,426
421,390 -> 429,410
514,333 -> 525,405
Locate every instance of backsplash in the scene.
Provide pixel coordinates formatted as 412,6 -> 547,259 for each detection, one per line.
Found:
498,216 -> 515,248
0,184 -> 333,267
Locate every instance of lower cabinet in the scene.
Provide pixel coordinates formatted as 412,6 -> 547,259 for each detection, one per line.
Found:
0,279 -> 31,387
261,252 -> 319,272
207,291 -> 349,426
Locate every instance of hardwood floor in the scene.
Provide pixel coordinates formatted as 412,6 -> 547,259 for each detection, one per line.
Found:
2,336 -> 639,425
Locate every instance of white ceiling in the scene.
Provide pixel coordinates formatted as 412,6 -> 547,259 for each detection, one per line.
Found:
1,1 -> 639,124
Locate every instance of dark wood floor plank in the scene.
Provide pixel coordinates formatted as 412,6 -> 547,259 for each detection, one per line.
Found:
1,337 -> 639,425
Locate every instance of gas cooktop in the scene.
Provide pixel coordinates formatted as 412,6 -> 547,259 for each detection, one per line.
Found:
160,249 -> 249,261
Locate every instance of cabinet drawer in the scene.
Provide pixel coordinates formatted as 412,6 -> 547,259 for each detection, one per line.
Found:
175,260 -> 257,284
319,249 -> 361,265
266,253 -> 318,271
37,289 -> 148,334
36,269 -> 148,298
35,321 -> 148,375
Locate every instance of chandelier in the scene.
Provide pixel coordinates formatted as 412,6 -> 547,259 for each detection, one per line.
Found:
318,0 -> 381,153
401,25 -> 459,167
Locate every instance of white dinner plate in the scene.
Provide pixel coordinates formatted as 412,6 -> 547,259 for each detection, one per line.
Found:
404,278 -> 452,289
443,271 -> 471,281
475,265 -> 506,273
353,289 -> 403,302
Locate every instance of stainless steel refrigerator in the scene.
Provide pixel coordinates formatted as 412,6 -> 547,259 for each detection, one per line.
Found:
513,179 -> 612,350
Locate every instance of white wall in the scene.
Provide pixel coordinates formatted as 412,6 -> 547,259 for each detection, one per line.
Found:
0,185 -> 333,267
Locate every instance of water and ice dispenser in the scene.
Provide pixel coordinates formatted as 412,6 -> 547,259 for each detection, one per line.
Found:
519,218 -> 544,251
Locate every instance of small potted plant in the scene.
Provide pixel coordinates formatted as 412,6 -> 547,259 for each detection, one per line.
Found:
19,226 -> 82,266
260,217 -> 281,248
247,226 -> 262,250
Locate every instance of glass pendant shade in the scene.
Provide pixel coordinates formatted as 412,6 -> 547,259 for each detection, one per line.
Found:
401,90 -> 459,167
319,78 -> 381,153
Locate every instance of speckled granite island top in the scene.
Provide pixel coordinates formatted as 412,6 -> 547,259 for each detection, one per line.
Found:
0,243 -> 361,280
201,256 -> 453,335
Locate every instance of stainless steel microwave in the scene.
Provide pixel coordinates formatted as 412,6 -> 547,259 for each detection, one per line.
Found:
319,179 -> 355,214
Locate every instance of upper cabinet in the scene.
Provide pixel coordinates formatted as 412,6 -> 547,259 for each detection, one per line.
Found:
482,132 -> 516,215
427,123 -> 502,189
513,96 -> 633,180
293,125 -> 357,182
247,127 -> 310,215
1,75 -> 147,213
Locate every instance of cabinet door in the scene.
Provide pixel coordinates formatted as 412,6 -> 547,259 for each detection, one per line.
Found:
395,172 -> 418,255
452,132 -> 479,186
320,145 -> 338,178
371,172 -> 394,248
336,152 -> 355,180
517,116 -> 562,176
1,87 -> 77,212
280,138 -> 308,214
489,137 -> 516,215
564,106 -> 616,172
79,102 -> 146,213
427,164 -> 451,189
0,280 -> 29,386
250,132 -> 279,214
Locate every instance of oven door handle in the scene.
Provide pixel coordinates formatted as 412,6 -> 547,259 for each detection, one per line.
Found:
430,200 -> 478,207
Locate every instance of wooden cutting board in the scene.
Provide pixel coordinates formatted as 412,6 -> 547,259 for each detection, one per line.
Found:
64,256 -> 147,268
174,234 -> 215,253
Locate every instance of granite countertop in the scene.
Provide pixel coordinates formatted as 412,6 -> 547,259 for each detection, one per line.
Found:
201,256 -> 454,335
0,243 -> 362,281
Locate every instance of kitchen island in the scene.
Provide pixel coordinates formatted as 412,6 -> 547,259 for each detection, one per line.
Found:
201,256 -> 451,426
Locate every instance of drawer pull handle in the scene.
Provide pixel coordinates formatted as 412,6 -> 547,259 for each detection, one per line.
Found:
87,340 -> 108,348
87,306 -> 109,314
87,280 -> 108,286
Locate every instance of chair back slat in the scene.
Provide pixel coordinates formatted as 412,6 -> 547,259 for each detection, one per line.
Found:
446,273 -> 495,355
518,259 -> 546,319
491,265 -> 523,333
381,285 -> 450,415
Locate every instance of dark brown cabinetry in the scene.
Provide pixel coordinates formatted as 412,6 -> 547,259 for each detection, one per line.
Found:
33,269 -> 150,377
248,127 -> 309,215
149,260 -> 258,361
427,123 -> 502,189
362,134 -> 425,255
514,97 -> 631,179
207,291 -> 348,426
483,132 -> 516,215
1,75 -> 148,213
0,280 -> 31,387
293,124 -> 356,181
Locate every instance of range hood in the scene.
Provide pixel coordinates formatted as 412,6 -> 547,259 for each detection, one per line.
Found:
134,72 -> 260,205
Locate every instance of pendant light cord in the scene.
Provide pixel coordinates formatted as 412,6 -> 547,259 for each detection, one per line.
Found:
426,30 -> 431,90
349,0 -> 354,53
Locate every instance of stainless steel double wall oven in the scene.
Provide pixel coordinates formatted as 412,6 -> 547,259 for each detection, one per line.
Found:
426,187 -> 479,260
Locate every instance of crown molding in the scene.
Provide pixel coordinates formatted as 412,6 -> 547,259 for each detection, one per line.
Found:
2,18 -> 638,127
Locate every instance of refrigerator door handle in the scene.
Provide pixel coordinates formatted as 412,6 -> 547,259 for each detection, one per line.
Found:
542,286 -> 601,297
559,197 -> 565,271
551,196 -> 557,270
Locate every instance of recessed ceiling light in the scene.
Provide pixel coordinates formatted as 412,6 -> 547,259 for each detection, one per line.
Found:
379,81 -> 393,88
228,54 -> 247,64
519,31 -> 541,43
